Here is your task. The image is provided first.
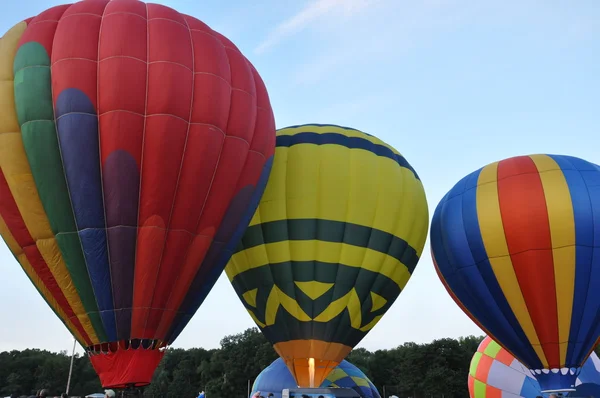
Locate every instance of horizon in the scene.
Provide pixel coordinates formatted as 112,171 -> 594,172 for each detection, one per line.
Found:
0,0 -> 598,358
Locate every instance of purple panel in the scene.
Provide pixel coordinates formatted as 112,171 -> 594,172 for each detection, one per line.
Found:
107,226 -> 136,340
103,149 -> 140,339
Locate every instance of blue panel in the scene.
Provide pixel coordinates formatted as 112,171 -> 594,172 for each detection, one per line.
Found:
431,169 -> 541,368
79,228 -> 117,341
55,88 -> 105,229
551,155 -> 600,365
250,358 -> 380,398
577,354 -> 600,384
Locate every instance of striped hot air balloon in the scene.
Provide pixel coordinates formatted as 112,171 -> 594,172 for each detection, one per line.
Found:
431,155 -> 600,392
469,336 -> 600,398
0,0 -> 275,388
226,124 -> 429,387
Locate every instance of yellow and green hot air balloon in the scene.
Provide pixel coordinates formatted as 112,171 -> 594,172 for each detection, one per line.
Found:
225,124 -> 429,387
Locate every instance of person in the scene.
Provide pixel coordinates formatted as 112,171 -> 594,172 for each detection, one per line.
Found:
105,390 -> 115,398
268,394 -> 274,398
61,394 -> 68,398
252,392 -> 261,398
38,390 -> 48,398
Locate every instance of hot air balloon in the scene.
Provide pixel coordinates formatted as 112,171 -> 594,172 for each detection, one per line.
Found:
225,124 -> 429,387
431,154 -> 600,392
469,336 -> 600,398
251,357 -> 382,398
0,0 -> 275,389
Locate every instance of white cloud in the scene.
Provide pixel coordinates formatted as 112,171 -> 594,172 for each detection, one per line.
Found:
255,0 -> 378,54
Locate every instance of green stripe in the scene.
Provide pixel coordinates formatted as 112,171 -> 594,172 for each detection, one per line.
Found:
14,41 -> 107,341
237,219 -> 419,273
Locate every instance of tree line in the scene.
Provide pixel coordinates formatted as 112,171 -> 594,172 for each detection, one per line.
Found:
0,328 -> 485,398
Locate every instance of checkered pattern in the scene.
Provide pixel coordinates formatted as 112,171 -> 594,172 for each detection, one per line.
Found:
469,337 -> 540,398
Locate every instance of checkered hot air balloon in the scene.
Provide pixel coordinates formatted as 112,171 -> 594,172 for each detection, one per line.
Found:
431,155 -> 600,392
469,336 -> 600,398
0,0 -> 275,389
251,357 -> 381,398
226,124 -> 429,387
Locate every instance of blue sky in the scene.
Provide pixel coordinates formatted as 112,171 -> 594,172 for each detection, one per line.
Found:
0,0 -> 599,355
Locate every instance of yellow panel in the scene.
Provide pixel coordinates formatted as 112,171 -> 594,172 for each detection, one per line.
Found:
242,288 -> 258,307
370,291 -> 387,312
228,240 -> 410,288
0,20 -> 97,344
277,124 -> 403,156
295,281 -> 334,300
252,143 -> 428,255
12,249 -> 86,346
530,154 -> 575,365
36,238 -> 98,342
476,162 -> 548,367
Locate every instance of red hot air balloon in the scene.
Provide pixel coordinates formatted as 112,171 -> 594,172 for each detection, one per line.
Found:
0,0 -> 275,389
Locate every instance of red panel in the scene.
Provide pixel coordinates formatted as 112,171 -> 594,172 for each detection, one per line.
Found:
0,170 -> 91,346
168,125 -> 225,231
137,115 -> 189,226
192,74 -> 231,133
497,156 -> 560,367
148,19 -> 192,69
0,171 -> 33,246
478,336 -> 492,352
99,12 -> 147,62
99,1 -> 148,338
251,66 -> 276,157
468,376 -> 475,397
52,3 -> 103,108
144,230 -> 192,337
195,137 -> 250,234
62,0 -> 109,17
104,0 -> 147,18
89,348 -> 165,388
495,348 -> 516,367
155,235 -> 213,337
486,385 -> 502,398
475,354 -> 493,383
99,112 -> 144,167
136,9 -> 194,336
147,3 -> 186,25
190,29 -> 231,80
183,14 -> 214,34
98,57 -> 147,115
146,63 -> 193,120
131,221 -> 165,338
17,5 -> 70,51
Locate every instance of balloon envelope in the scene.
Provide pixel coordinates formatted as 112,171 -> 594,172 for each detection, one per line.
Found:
251,357 -> 381,398
226,124 -> 429,386
469,336 -> 600,398
431,154 -> 600,392
0,0 -> 274,388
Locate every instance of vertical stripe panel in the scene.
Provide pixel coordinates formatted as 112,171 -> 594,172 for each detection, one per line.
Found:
0,226 -> 86,346
99,0 -> 147,341
497,156 -> 559,367
142,3 -> 195,339
476,162 -> 546,366
164,21 -> 277,343
51,0 -> 111,343
0,169 -> 88,345
551,155 -> 600,364
530,154 -> 576,366
1,11 -> 96,344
